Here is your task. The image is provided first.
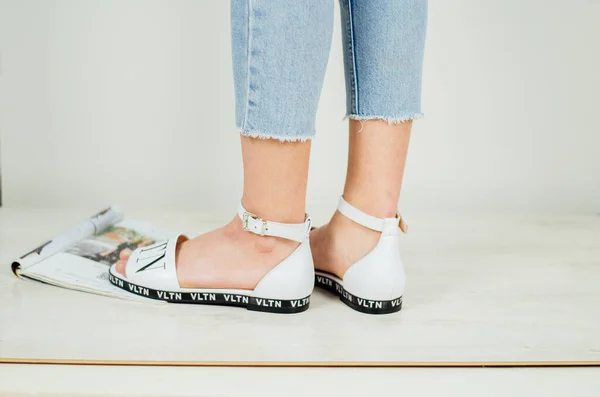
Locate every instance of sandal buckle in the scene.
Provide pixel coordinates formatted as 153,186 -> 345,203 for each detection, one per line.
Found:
242,211 -> 268,236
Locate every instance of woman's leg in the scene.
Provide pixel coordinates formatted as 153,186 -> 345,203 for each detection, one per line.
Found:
116,0 -> 334,289
312,0 -> 427,278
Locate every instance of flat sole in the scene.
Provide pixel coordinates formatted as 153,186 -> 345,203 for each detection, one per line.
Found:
314,270 -> 402,315
108,267 -> 310,314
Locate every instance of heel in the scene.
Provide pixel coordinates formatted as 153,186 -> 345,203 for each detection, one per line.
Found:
313,196 -> 407,315
240,203 -> 314,313
315,272 -> 402,315
341,294 -> 402,315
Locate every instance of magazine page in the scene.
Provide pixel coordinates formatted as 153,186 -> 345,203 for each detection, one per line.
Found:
21,219 -> 174,302
11,206 -> 124,275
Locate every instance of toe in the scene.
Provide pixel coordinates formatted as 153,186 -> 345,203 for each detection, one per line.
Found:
115,259 -> 127,277
119,248 -> 133,261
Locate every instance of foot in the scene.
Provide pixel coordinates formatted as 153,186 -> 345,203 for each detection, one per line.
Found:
115,216 -> 300,290
310,210 -> 381,279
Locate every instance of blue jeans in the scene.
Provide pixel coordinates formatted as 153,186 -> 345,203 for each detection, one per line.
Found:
231,0 -> 427,141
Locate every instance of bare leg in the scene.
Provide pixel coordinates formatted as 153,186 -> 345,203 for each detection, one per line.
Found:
240,136 -> 309,225
311,119 -> 411,278
116,136 -> 310,289
117,0 -> 332,290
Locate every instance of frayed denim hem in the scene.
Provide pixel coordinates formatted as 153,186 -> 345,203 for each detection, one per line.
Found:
239,129 -> 314,143
345,113 -> 424,124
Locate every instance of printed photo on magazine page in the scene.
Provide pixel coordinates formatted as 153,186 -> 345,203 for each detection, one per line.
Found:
66,226 -> 156,266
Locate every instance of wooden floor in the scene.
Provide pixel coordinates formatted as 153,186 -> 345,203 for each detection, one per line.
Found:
0,208 -> 599,366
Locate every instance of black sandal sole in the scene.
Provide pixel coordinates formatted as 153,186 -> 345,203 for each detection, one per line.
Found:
108,271 -> 310,314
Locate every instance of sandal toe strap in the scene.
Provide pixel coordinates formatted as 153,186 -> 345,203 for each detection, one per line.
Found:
123,235 -> 187,290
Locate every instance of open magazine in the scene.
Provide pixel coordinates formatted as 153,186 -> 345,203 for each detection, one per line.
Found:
11,206 -> 174,302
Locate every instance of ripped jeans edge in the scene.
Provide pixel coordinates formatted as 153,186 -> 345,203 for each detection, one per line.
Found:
239,128 -> 314,143
344,113 -> 425,124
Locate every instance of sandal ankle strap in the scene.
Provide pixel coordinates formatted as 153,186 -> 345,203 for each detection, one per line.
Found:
337,196 -> 407,233
238,203 -> 312,242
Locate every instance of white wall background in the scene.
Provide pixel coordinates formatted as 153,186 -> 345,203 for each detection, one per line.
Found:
0,0 -> 599,218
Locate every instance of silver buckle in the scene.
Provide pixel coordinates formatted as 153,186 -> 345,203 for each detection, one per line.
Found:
242,211 -> 268,236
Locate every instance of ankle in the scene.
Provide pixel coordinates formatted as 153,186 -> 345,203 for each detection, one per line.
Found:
229,216 -> 299,255
330,210 -> 381,238
311,211 -> 381,278
341,191 -> 399,219
241,197 -> 306,224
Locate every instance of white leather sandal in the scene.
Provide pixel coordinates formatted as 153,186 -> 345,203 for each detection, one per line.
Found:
314,196 -> 407,315
108,203 -> 314,314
